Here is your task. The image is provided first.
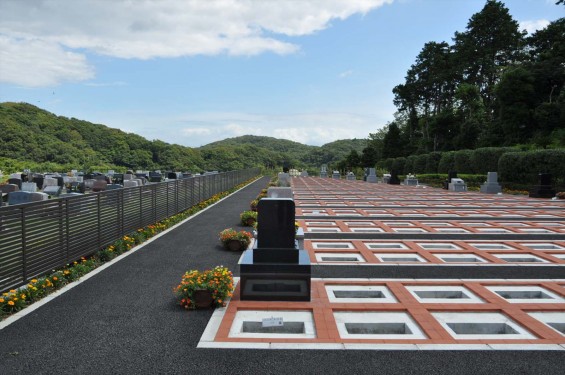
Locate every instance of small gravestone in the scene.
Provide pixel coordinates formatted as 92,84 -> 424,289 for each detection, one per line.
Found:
43,185 -> 62,196
404,173 -> 418,186
124,180 -> 139,188
42,178 -> 58,189
449,178 -> 467,192
124,174 -> 134,181
388,170 -> 400,185
346,172 -> 356,181
267,187 -> 293,199
480,172 -> 502,194
149,172 -> 162,182
444,171 -> 458,190
366,168 -> 378,183
8,178 -> 22,189
240,198 -> 311,301
21,182 -> 38,192
29,192 -> 49,201
529,173 -> 556,198
299,170 -> 308,177
320,164 -> 328,178
8,191 -> 32,205
277,172 -> 291,187
382,173 -> 391,184
1,184 -> 19,194
167,172 -> 178,180
332,171 -> 341,179
92,180 -> 107,192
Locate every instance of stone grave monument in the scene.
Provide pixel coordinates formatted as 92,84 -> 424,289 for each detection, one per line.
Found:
267,187 -> 293,199
449,178 -> 467,192
332,170 -> 341,179
480,172 -> 502,194
388,170 -> 400,185
8,191 -> 32,205
346,172 -> 356,181
366,168 -> 378,183
404,173 -> 418,186
239,198 -> 311,301
320,164 -> 328,178
443,171 -> 457,190
529,173 -> 556,198
277,172 -> 291,187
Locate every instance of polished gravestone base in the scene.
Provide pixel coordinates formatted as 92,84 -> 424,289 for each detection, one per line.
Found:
239,248 -> 311,301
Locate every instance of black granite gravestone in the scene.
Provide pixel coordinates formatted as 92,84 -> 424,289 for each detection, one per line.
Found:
240,198 -> 311,301
8,178 -> 22,189
388,170 -> 400,185
529,173 -> 556,198
444,171 -> 458,189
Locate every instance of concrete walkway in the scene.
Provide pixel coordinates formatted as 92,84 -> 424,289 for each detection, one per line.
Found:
0,176 -> 562,374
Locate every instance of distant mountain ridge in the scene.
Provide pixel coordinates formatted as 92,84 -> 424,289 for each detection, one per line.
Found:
0,102 -> 367,172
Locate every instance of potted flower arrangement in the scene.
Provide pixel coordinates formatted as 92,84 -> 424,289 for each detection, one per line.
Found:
219,228 -> 253,251
174,266 -> 234,309
240,210 -> 258,226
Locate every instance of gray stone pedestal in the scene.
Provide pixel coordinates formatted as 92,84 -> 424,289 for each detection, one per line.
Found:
480,172 -> 502,194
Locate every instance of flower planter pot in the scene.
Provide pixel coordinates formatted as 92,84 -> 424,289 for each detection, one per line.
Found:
193,290 -> 214,308
227,240 -> 244,251
245,218 -> 256,226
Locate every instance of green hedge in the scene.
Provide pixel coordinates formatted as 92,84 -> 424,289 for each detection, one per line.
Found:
437,151 -> 455,173
404,155 -> 418,174
391,157 -> 406,174
453,150 -> 474,174
425,152 -> 442,173
499,149 -> 565,190
471,147 -> 516,174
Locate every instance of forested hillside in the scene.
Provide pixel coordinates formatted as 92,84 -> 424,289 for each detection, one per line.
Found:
0,102 -> 366,174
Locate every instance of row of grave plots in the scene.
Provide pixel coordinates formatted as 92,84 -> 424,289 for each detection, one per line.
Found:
204,176 -> 565,349
201,278 -> 565,349
292,177 -> 565,266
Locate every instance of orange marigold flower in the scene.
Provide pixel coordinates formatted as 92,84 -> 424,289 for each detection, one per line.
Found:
8,301 -> 15,306
0,298 -> 4,303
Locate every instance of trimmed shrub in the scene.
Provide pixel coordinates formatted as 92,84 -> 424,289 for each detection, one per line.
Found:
391,157 -> 406,174
425,152 -> 442,174
404,155 -> 418,175
453,150 -> 474,174
470,147 -> 516,174
413,154 -> 428,174
437,151 -> 456,174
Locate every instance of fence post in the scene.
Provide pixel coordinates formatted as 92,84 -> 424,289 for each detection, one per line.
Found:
21,207 -> 27,283
97,193 -> 101,250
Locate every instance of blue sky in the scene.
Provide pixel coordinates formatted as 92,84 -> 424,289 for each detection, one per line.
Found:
0,0 -> 561,147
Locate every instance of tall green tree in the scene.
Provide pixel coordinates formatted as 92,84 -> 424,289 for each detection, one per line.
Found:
453,0 -> 525,119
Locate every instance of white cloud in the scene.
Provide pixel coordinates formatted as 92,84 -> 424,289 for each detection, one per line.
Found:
519,19 -> 550,34
0,36 -> 94,87
339,70 -> 354,78
0,0 -> 392,87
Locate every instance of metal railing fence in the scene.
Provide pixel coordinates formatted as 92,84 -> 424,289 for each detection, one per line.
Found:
0,168 -> 260,291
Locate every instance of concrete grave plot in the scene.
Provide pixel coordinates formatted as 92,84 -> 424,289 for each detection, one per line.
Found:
302,239 -> 565,266
199,278 -> 565,350
299,219 -> 565,236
